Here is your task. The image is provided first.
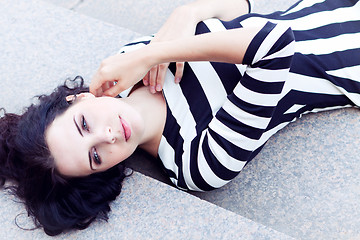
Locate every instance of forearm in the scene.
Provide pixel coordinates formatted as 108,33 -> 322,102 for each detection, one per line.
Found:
144,27 -> 259,67
185,0 -> 250,22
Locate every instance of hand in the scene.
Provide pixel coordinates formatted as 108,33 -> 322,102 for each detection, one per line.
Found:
90,50 -> 152,97
143,5 -> 198,93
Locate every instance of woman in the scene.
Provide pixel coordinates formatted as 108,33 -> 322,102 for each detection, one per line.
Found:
87,0 -> 360,192
1,0 -> 359,235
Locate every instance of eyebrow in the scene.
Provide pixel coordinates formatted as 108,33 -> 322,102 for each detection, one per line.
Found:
73,116 -> 95,171
73,116 -> 83,137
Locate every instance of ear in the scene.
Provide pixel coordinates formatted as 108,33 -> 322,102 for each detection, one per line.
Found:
66,93 -> 95,103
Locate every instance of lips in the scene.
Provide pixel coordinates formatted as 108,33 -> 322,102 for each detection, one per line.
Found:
119,116 -> 131,141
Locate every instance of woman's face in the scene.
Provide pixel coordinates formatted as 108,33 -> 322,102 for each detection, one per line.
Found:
45,93 -> 144,177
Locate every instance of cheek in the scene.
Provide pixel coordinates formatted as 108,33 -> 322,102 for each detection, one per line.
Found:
112,145 -> 135,160
101,144 -> 135,168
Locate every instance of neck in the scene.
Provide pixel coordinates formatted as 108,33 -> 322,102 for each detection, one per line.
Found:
123,84 -> 166,157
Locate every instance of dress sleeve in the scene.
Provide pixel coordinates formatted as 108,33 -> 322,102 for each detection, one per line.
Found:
118,35 -> 153,54
188,22 -> 295,191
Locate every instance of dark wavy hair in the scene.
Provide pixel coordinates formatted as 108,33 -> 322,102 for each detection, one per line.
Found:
0,76 -> 127,236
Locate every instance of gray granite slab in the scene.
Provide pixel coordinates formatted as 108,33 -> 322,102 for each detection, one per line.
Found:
46,0 -> 300,36
74,0 -> 194,35
43,0 -> 79,9
0,173 -> 293,239
0,0 -> 140,114
253,0 -> 299,14
0,0 -> 293,239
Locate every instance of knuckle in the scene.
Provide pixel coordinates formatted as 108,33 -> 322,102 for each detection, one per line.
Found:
158,64 -> 167,70
149,75 -> 156,83
98,66 -> 110,78
158,78 -> 165,85
176,62 -> 184,69
99,60 -> 107,68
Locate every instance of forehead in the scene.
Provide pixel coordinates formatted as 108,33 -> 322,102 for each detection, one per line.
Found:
45,106 -> 90,176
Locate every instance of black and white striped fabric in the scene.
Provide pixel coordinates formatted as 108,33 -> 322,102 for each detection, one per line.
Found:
120,0 -> 360,191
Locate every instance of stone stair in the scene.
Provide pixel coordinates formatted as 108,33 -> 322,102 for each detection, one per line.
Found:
1,0 -> 360,239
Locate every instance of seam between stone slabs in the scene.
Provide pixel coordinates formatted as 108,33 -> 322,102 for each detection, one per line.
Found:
70,0 -> 84,10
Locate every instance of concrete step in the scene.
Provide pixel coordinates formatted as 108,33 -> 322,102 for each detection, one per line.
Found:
44,0 -> 297,36
0,0 -> 294,239
0,172 -> 294,239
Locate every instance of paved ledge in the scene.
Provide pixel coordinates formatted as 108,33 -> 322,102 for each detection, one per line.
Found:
0,0 -> 140,114
0,0 -> 293,239
0,0 -> 173,191
44,0 -> 297,36
0,172 -> 294,239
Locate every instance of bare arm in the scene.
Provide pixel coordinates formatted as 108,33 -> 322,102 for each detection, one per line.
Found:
91,0 -> 252,96
90,26 -> 259,97
150,28 -> 258,65
143,0 -> 251,93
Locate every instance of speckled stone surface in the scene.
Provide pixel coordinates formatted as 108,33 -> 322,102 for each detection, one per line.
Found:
0,0 -> 294,239
45,0 -> 299,36
0,0 -> 140,114
52,0 -> 195,35
0,172 -> 293,239
42,0 -> 79,9
252,0 -> 298,14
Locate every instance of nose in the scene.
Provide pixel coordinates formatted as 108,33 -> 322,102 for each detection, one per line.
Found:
105,126 -> 116,143
96,126 -> 116,144
90,126 -> 117,146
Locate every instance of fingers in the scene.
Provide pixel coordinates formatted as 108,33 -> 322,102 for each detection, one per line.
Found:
90,75 -> 115,97
90,63 -> 114,96
143,72 -> 149,86
155,63 -> 168,92
175,62 -> 184,83
104,81 -> 115,92
90,65 -> 118,97
144,62 -> 182,94
145,63 -> 169,94
102,84 -> 121,97
95,88 -> 103,97
89,71 -> 103,96
148,66 -> 158,94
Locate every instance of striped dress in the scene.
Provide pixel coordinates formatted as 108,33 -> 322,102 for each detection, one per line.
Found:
120,0 -> 360,191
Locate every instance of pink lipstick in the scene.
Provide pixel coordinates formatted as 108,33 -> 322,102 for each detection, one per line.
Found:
119,117 -> 131,141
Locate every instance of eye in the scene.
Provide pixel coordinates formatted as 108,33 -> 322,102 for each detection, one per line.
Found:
81,115 -> 89,132
92,147 -> 102,165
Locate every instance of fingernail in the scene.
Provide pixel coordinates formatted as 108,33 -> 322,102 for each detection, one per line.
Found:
156,84 -> 162,91
143,80 -> 149,86
175,77 -> 180,83
150,86 -> 155,94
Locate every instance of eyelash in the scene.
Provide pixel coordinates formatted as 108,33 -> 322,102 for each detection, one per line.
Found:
81,115 -> 89,132
92,147 -> 102,165
81,115 -> 102,166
